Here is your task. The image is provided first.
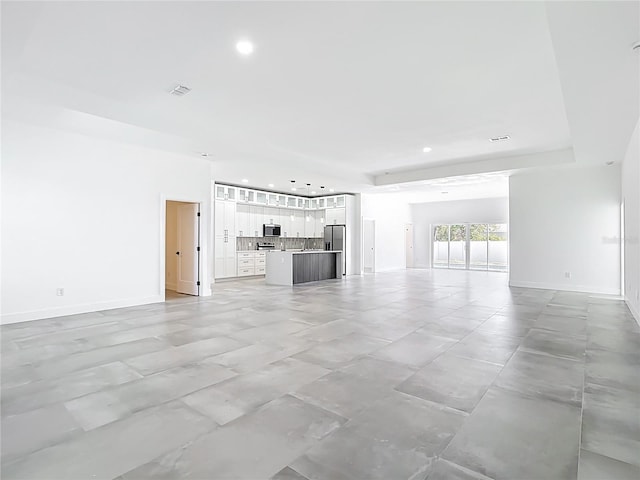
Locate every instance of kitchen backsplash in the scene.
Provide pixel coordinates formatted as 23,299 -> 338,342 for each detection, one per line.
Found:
236,237 -> 324,251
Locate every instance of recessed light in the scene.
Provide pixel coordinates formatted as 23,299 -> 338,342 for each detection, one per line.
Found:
241,179 -> 249,183
268,183 -> 274,188
200,152 -> 210,157
236,40 -> 254,56
606,161 -> 614,166
423,147 -> 432,153
490,135 -> 510,142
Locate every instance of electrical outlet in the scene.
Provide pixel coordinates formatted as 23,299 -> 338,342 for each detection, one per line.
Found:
56,288 -> 64,296
564,272 -> 571,279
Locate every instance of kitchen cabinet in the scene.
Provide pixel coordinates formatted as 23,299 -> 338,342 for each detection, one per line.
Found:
215,185 -> 236,201
250,205 -> 264,237
215,237 -> 236,278
236,251 -> 266,277
264,206 -> 279,225
292,210 -> 305,238
279,208 -> 292,237
215,200 -> 236,278
236,204 -> 250,237
325,207 -> 345,225
304,211 -> 316,237
215,200 -> 236,236
316,211 -> 325,236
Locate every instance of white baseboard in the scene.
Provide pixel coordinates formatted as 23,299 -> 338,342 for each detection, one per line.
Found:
508,280 -> 620,296
1,295 -> 164,325
625,295 -> 640,327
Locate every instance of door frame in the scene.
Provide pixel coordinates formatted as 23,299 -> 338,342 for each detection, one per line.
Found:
160,196 -> 203,300
362,217 -> 375,274
405,223 -> 414,268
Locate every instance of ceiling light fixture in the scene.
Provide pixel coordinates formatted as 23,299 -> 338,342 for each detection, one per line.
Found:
490,135 -> 510,142
200,152 -> 210,157
422,147 -> 432,153
236,40 -> 254,56
170,85 -> 191,96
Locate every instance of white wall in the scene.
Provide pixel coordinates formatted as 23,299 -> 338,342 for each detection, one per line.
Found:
509,166 -> 621,295
361,193 -> 411,272
622,119 -> 640,322
411,197 -> 509,268
1,120 -> 213,324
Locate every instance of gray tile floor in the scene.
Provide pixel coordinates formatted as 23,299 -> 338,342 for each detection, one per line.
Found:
1,269 -> 639,480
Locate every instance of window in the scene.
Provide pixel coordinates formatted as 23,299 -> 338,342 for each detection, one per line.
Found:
432,223 -> 508,271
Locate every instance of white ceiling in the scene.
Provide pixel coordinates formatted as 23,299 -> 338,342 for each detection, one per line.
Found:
2,1 -> 638,197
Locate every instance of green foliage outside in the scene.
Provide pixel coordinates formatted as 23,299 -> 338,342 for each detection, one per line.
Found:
434,224 -> 507,242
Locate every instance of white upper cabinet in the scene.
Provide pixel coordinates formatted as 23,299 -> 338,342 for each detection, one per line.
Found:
264,206 -> 279,225
215,200 -> 236,236
250,205 -> 264,237
215,185 -> 236,201
279,208 -> 292,237
292,211 -> 305,237
326,207 -> 346,225
236,204 -> 250,237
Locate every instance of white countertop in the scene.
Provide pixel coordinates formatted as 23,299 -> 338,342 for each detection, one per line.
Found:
268,250 -> 342,255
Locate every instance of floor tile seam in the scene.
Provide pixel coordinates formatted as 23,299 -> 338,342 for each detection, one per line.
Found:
579,447 -> 640,470
515,346 -> 586,364
1,358 -> 145,405
1,395 -> 217,474
432,457 -> 497,480
489,383 -> 584,410
0,422 -> 84,468
28,339 -> 174,376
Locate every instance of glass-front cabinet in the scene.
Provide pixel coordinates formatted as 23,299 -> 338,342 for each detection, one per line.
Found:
215,185 -> 236,201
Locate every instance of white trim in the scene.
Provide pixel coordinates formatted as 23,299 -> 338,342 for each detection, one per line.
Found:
1,295 -> 164,325
162,195 -> 210,298
625,295 -> 640,327
509,280 -> 620,296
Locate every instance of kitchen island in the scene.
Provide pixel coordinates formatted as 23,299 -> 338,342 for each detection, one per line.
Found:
265,250 -> 343,286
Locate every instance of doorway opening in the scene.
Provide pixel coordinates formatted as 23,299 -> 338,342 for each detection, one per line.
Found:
363,218 -> 375,273
165,200 -> 201,297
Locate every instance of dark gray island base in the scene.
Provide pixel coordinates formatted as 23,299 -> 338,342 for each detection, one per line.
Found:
265,251 -> 343,286
292,252 -> 337,284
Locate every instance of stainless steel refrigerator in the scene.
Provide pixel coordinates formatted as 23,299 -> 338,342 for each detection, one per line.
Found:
324,225 -> 346,276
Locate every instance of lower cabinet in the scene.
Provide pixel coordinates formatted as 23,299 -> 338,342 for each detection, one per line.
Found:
215,236 -> 236,279
237,251 -> 266,277
292,253 -> 337,284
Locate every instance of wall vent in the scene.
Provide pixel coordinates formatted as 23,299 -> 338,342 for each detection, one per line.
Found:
170,85 -> 192,96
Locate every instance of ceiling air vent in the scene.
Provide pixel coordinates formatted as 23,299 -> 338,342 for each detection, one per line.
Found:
170,85 -> 192,96
490,135 -> 510,142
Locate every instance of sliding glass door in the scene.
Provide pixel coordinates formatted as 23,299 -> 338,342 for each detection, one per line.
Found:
469,224 -> 488,270
448,224 -> 467,269
432,223 -> 508,272
433,225 -> 449,268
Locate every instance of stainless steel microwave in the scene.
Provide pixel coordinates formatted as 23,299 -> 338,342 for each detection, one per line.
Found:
263,224 -> 281,237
